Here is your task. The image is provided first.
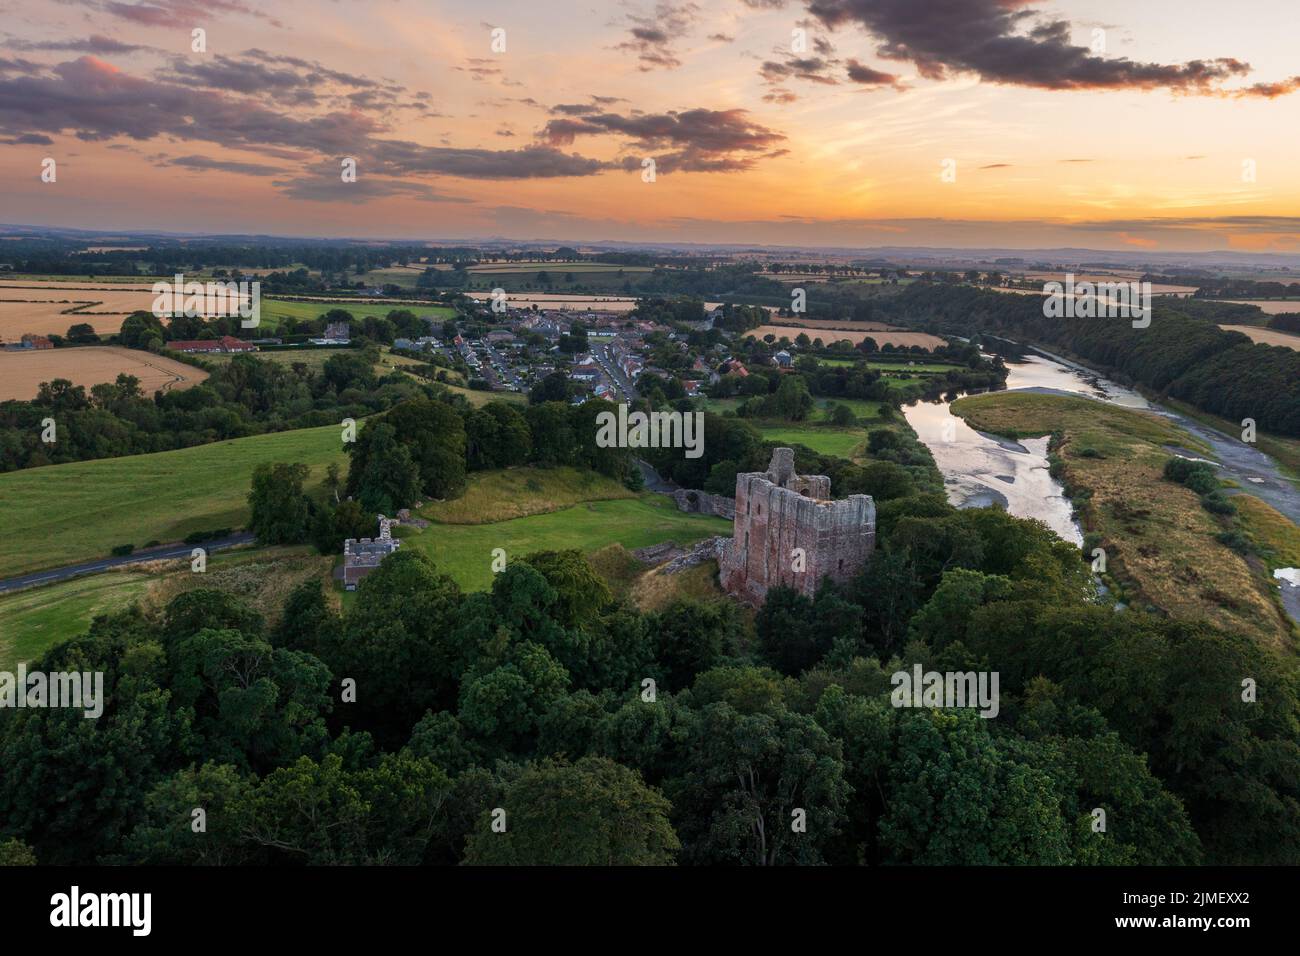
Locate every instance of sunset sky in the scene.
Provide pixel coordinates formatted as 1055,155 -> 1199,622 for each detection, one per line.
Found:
3,0 -> 1300,251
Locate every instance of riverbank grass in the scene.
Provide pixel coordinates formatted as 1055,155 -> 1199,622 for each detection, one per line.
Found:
953,392 -> 1295,649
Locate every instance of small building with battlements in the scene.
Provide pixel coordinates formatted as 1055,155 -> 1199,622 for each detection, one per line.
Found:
342,514 -> 401,591
720,448 -> 875,605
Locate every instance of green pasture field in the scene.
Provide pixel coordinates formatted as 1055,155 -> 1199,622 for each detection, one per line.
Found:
0,425 -> 347,578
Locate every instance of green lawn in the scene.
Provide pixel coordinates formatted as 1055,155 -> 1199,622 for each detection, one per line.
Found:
0,425 -> 348,577
421,466 -> 634,524
815,358 -> 961,372
397,495 -> 731,592
0,572 -> 152,669
260,297 -> 455,331
756,425 -> 865,458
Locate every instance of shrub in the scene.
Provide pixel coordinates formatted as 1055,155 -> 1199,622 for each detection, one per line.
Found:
1200,491 -> 1236,515
1215,530 -> 1253,554
1183,470 -> 1220,496
110,543 -> 135,557
1163,456 -> 1216,486
184,528 -> 233,544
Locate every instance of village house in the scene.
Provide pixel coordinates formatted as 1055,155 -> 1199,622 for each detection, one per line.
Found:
5,333 -> 54,350
168,335 -> 258,354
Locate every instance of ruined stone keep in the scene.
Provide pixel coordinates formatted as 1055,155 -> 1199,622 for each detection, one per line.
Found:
720,448 -> 876,605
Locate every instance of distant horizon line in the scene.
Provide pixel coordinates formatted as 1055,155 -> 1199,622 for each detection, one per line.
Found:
5,222 -> 1300,266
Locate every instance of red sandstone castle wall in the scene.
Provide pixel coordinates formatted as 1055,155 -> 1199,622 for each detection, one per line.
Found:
722,460 -> 876,605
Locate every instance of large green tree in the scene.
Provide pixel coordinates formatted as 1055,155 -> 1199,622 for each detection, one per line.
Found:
462,757 -> 679,865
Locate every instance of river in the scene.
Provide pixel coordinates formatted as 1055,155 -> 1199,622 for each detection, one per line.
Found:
901,350 -> 1300,538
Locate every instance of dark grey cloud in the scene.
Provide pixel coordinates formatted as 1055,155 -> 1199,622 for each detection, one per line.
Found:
4,34 -> 149,54
542,107 -> 786,174
805,0 -> 1255,93
166,51 -> 406,110
0,56 -> 614,194
458,58 -> 503,81
369,141 -> 614,180
2,132 -> 54,145
845,58 -> 900,87
273,167 -> 473,203
760,57 -> 840,85
617,2 -> 700,70
72,0 -> 280,28
0,56 -> 43,74
762,89 -> 798,104
162,154 -> 281,176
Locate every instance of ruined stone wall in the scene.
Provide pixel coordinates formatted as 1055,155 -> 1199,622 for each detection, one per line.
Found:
720,448 -> 875,605
671,488 -> 737,520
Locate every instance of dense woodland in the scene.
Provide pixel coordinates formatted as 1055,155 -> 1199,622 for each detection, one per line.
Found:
2,483 -> 1296,865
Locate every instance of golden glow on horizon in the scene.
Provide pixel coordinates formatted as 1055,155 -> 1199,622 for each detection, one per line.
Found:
2,0 -> 1299,251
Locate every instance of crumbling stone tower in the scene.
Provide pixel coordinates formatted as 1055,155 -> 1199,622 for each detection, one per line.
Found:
720,448 -> 875,605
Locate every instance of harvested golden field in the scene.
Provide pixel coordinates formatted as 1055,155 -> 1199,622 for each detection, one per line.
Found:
0,345 -> 207,400
762,318 -> 901,330
953,392 -> 1295,649
0,281 -> 158,338
1220,324 -> 1300,350
1220,300 -> 1300,314
0,278 -> 155,289
751,324 -> 948,350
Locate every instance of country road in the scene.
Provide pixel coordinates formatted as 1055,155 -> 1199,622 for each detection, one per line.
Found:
0,533 -> 256,594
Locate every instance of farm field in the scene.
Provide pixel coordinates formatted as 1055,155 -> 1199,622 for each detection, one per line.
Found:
0,425 -> 348,578
1016,271 -> 1199,295
750,324 -> 947,349
1219,324 -> 1300,350
700,395 -> 889,423
0,282 -> 159,337
467,262 -> 652,274
260,297 -> 455,330
0,345 -> 207,400
1219,300 -> 1300,314
397,495 -> 731,592
463,291 -> 639,312
202,346 -> 361,371
952,391 -> 1295,649
775,319 -> 900,330
0,278 -> 155,288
